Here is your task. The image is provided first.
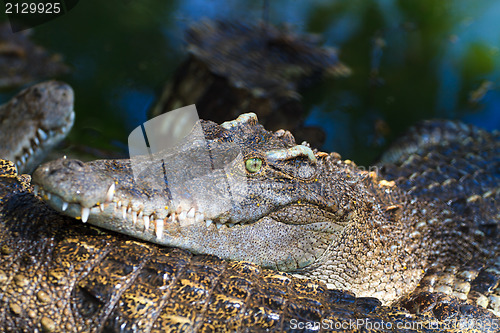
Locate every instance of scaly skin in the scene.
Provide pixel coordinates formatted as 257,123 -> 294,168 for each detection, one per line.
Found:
32,114 -> 499,314
0,81 -> 75,173
1,159 -> 498,332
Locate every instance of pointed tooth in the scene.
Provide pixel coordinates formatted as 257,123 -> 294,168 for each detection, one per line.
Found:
187,208 -> 195,218
179,211 -> 187,222
99,204 -> 105,212
122,206 -> 127,219
228,223 -> 235,228
81,207 -> 90,223
20,155 -> 26,164
138,211 -> 143,219
216,223 -> 223,230
62,202 -> 68,211
28,147 -> 34,155
206,219 -> 213,228
33,136 -> 40,146
45,192 -> 51,200
132,212 -> 137,225
37,128 -> 48,140
105,183 -> 115,202
143,215 -> 150,230
117,200 -> 122,208
195,212 -> 204,223
156,219 -> 164,240
33,185 -> 39,196
166,214 -> 174,223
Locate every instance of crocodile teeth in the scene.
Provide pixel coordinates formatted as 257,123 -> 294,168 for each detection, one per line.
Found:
81,207 -> 90,223
62,202 -> 68,211
122,206 -> 127,219
99,204 -> 105,212
33,185 -> 39,196
143,215 -> 150,230
206,219 -> 213,228
195,212 -> 204,223
33,136 -> 40,146
168,213 -> 175,222
132,212 -> 137,225
155,219 -> 164,240
20,155 -> 26,164
27,147 -> 34,155
178,211 -> 187,222
105,183 -> 115,202
187,208 -> 195,218
37,128 -> 48,141
216,223 -> 223,230
227,223 -> 235,228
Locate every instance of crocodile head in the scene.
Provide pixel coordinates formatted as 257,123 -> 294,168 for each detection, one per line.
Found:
0,81 -> 75,173
33,113 -> 426,304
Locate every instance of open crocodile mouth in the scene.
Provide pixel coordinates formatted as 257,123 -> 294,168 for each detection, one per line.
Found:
13,110 -> 75,171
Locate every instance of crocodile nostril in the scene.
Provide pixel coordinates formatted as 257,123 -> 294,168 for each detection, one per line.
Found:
63,159 -> 85,171
32,87 -> 43,99
48,168 -> 61,176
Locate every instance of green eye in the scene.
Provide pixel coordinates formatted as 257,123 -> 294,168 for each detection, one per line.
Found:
245,158 -> 263,173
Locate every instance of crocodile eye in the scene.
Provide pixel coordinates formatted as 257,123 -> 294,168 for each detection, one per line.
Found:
245,158 -> 262,173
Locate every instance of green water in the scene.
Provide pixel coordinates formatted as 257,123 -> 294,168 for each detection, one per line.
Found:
2,0 -> 500,165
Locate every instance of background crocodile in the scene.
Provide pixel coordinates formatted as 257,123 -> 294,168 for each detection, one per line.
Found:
0,160 -> 497,332
0,80 -> 75,173
31,114 -> 499,329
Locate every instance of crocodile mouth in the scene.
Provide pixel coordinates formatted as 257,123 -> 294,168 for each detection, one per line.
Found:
13,110 -> 75,172
33,181 -> 244,241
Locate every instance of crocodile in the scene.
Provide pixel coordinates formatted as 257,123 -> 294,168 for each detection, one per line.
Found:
0,80 -> 75,173
150,20 -> 351,147
30,113 -> 499,328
